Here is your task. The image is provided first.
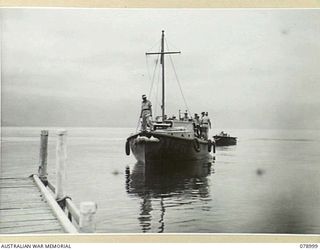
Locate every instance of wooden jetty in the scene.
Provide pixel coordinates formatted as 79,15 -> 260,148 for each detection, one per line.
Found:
0,177 -> 69,234
0,130 -> 97,234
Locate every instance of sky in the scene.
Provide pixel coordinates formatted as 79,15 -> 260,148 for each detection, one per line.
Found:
1,8 -> 320,129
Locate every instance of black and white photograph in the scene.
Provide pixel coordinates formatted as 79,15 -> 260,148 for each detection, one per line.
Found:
1,8 -> 320,235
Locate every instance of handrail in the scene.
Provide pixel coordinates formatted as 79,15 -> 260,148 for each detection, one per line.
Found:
33,174 -> 78,233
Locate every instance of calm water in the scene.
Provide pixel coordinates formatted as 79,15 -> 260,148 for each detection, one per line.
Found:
1,127 -> 320,234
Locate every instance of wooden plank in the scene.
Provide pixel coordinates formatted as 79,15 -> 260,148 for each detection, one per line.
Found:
0,185 -> 35,188
0,213 -> 57,223
0,182 -> 37,187
0,207 -> 52,216
0,180 -> 36,185
0,184 -> 37,188
0,188 -> 40,195
0,184 -> 36,188
1,196 -> 45,203
1,177 -> 31,180
0,177 -> 33,180
1,192 -> 44,198
1,202 -> 49,209
0,204 -> 49,210
0,219 -> 60,228
31,229 -> 63,234
0,200 -> 47,206
0,179 -> 33,184
0,223 -> 63,234
1,195 -> 45,202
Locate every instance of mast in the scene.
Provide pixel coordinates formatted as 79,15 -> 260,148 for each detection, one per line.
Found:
146,31 -> 181,122
161,30 -> 165,121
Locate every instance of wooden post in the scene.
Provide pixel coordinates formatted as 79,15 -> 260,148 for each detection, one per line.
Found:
38,130 -> 49,184
56,129 -> 67,200
79,201 -> 97,233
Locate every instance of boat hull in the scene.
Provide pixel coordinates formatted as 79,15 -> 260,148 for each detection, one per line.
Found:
213,135 -> 237,146
127,132 -> 211,164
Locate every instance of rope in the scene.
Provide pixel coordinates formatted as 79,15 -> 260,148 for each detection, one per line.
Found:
147,38 -> 162,53
154,59 -> 162,116
165,38 -> 192,116
146,43 -> 161,97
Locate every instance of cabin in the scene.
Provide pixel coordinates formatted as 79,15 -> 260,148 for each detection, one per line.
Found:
153,120 -> 195,139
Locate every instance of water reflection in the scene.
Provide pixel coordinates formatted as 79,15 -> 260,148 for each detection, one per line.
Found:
125,158 -> 214,233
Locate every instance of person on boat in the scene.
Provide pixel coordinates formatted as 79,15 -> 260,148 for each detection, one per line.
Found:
140,94 -> 153,131
183,111 -> 189,121
168,115 -> 177,120
200,112 -> 211,140
205,112 -> 212,129
199,112 -> 205,138
193,113 -> 201,137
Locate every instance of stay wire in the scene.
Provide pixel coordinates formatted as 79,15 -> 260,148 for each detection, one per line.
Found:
146,44 -> 161,98
154,57 -> 162,116
148,44 -> 162,117
165,38 -> 192,116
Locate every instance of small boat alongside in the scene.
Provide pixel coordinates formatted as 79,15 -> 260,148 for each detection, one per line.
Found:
126,31 -> 214,164
213,131 -> 237,146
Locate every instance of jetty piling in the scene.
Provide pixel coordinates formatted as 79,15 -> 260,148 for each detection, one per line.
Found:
38,130 -> 49,184
80,201 -> 98,233
56,129 -> 67,201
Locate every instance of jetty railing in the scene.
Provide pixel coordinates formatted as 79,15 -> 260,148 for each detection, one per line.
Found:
35,129 -> 97,233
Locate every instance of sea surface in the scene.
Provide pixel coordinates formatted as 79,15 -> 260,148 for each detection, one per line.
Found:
1,127 -> 320,234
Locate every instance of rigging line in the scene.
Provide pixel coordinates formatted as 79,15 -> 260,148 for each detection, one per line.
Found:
145,55 -> 152,82
165,38 -> 192,116
147,43 -> 161,98
145,39 -> 161,82
164,38 -> 180,53
146,38 -> 162,53
147,53 -> 160,98
154,56 -> 162,117
145,42 -> 161,82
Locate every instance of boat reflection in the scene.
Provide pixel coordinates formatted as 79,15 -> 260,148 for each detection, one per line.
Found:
125,158 -> 214,233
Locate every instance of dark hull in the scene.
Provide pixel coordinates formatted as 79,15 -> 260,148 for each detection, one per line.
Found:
213,135 -> 237,146
127,132 -> 211,164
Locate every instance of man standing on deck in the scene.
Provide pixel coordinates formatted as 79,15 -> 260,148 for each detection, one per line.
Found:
200,112 -> 211,140
183,111 -> 189,121
205,112 -> 212,129
193,113 -> 201,137
140,94 -> 153,131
